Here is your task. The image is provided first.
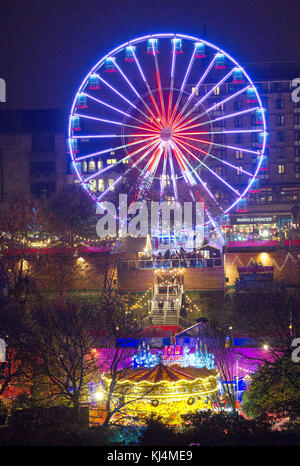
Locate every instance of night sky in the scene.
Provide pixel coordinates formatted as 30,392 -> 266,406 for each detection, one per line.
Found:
1,0 -> 300,114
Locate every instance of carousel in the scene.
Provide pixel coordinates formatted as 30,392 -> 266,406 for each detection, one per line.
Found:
102,343 -> 219,424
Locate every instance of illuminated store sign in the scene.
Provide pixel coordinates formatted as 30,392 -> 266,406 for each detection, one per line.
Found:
235,216 -> 274,224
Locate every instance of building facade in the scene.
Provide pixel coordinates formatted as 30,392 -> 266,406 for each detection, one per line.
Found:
0,109 -> 71,205
1,64 -> 300,245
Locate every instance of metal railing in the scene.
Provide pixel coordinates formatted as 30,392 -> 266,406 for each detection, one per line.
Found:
119,258 -> 222,270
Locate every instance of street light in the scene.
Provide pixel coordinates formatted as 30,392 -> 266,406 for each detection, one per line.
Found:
95,390 -> 104,401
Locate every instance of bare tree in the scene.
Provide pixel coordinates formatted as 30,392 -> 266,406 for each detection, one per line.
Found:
0,197 -> 42,305
27,301 -> 101,420
0,303 -> 30,400
41,184 -> 96,247
232,283 -> 300,359
98,290 -> 154,426
205,323 -> 237,412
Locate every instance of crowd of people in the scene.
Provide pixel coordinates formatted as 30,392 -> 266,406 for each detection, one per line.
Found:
138,247 -> 222,269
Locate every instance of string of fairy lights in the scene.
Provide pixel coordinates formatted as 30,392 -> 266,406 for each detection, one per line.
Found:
74,234 -> 115,244
153,269 -> 202,316
184,293 -> 202,315
131,287 -> 153,311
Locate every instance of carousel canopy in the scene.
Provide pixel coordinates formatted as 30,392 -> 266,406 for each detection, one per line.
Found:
111,363 -> 217,384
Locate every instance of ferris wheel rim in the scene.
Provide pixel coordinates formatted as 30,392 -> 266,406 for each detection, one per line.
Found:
68,33 -> 267,225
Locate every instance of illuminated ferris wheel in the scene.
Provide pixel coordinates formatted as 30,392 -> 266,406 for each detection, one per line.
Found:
68,33 -> 267,228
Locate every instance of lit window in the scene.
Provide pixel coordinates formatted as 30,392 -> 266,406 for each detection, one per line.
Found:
278,164 -> 285,174
108,179 -> 115,189
82,161 -> 87,173
97,160 -> 103,170
89,179 -> 97,192
88,160 -> 96,172
235,150 -> 243,159
215,103 -> 224,111
214,86 -> 220,95
98,179 -> 104,191
237,166 -> 243,175
107,159 -> 117,164
123,159 -> 129,164
215,166 -> 223,176
192,87 -> 199,96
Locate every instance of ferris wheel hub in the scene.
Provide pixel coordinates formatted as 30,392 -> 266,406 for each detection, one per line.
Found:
160,126 -> 173,142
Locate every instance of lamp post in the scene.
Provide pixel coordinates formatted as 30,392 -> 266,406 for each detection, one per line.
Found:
235,355 -> 241,413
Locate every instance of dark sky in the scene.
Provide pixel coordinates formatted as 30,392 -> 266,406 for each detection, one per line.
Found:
1,0 -> 300,113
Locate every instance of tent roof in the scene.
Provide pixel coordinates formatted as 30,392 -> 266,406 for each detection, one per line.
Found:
113,363 -> 217,384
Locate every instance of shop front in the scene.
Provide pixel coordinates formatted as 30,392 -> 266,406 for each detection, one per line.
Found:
223,213 -> 291,244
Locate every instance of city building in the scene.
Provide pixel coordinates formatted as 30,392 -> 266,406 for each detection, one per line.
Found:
1,63 -> 300,244
0,109 -> 70,204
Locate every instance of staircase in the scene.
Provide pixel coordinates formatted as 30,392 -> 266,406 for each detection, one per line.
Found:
149,283 -> 184,326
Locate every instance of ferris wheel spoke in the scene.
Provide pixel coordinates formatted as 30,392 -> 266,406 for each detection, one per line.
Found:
204,85 -> 251,114
175,129 -> 262,137
170,141 -> 197,185
169,44 -> 197,126
176,137 -> 254,177
111,58 -> 162,131
174,133 -> 260,156
172,140 -> 221,206
96,176 -> 123,201
172,53 -> 218,126
173,137 -> 240,196
136,146 -> 164,197
74,135 -> 158,162
83,138 -> 160,183
173,141 -> 222,208
160,145 -> 168,199
74,112 -> 150,130
84,92 -> 151,126
205,151 -> 253,177
96,74 -> 155,125
174,106 -> 260,132
143,145 -> 163,175
205,207 -> 224,241
130,47 -> 164,124
173,67 -> 236,129
167,145 -> 178,200
174,85 -> 251,132
167,38 -> 178,123
96,74 -> 138,109
72,132 -> 161,139
151,40 -> 167,125
173,53 -> 217,126
96,140 -> 161,201
193,187 -> 222,232
83,92 -> 161,132
131,140 -> 161,169
170,143 -> 189,184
